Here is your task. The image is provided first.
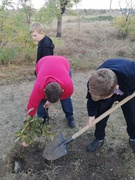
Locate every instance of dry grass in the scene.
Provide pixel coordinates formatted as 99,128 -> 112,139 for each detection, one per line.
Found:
1,14 -> 135,76
48,16 -> 135,71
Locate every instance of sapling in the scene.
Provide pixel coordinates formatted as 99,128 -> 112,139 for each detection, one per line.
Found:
15,115 -> 54,145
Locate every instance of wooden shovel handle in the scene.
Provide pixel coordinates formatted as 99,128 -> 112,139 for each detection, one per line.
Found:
72,92 -> 135,140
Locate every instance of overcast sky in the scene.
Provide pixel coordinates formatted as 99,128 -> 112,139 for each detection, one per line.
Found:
0,0 -> 132,9
74,0 -> 120,9
32,0 -> 128,9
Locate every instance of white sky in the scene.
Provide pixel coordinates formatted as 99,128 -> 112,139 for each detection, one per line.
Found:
32,0 -> 129,9
0,0 -> 133,9
74,0 -> 120,9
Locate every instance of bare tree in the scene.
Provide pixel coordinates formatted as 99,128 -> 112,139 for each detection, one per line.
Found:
118,0 -> 135,21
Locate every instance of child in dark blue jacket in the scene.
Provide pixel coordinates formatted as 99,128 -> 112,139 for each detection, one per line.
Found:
30,22 -> 55,63
86,58 -> 135,153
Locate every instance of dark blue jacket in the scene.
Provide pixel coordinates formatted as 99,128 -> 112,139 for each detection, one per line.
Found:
86,58 -> 135,116
37,35 -> 55,63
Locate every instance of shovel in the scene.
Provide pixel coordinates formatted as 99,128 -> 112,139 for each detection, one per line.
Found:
43,92 -> 135,161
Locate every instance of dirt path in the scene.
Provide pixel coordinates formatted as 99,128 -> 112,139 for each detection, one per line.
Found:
0,71 -> 135,179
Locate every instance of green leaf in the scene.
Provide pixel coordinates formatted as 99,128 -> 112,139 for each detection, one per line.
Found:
15,116 -> 53,145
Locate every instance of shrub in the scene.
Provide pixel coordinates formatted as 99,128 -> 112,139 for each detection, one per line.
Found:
0,46 -> 20,65
16,115 -> 53,145
0,9 -> 37,65
114,16 -> 131,38
128,17 -> 135,40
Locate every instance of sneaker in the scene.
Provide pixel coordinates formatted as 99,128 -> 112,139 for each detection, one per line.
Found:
67,117 -> 76,128
129,139 -> 135,152
87,139 -> 104,152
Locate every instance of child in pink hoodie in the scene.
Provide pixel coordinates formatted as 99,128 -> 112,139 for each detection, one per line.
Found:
27,56 -> 76,128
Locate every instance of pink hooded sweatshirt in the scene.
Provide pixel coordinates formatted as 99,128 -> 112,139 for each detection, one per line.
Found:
27,56 -> 74,116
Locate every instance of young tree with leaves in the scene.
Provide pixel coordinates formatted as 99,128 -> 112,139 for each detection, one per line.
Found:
43,0 -> 81,37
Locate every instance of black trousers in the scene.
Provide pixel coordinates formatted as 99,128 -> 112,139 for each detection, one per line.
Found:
94,94 -> 135,140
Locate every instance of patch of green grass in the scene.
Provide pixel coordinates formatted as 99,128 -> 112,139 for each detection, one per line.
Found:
81,15 -> 114,22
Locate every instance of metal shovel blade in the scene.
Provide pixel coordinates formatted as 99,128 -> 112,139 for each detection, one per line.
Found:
43,133 -> 67,161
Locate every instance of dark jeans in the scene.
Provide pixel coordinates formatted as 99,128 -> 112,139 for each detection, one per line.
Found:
37,98 -> 73,121
94,94 -> 135,140
60,98 -> 73,119
37,99 -> 48,120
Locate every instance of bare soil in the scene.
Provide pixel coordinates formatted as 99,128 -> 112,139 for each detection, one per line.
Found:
0,66 -> 135,180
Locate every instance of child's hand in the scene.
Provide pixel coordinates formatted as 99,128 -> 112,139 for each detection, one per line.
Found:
26,108 -> 34,116
88,116 -> 95,128
44,101 -> 51,109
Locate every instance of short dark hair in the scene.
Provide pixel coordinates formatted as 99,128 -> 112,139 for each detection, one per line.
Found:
44,82 -> 62,103
89,68 -> 117,101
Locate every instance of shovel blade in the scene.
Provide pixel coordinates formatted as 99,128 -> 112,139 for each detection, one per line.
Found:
43,133 -> 67,161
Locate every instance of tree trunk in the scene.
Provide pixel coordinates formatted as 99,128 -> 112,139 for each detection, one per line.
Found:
56,16 -> 62,37
109,0 -> 112,11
